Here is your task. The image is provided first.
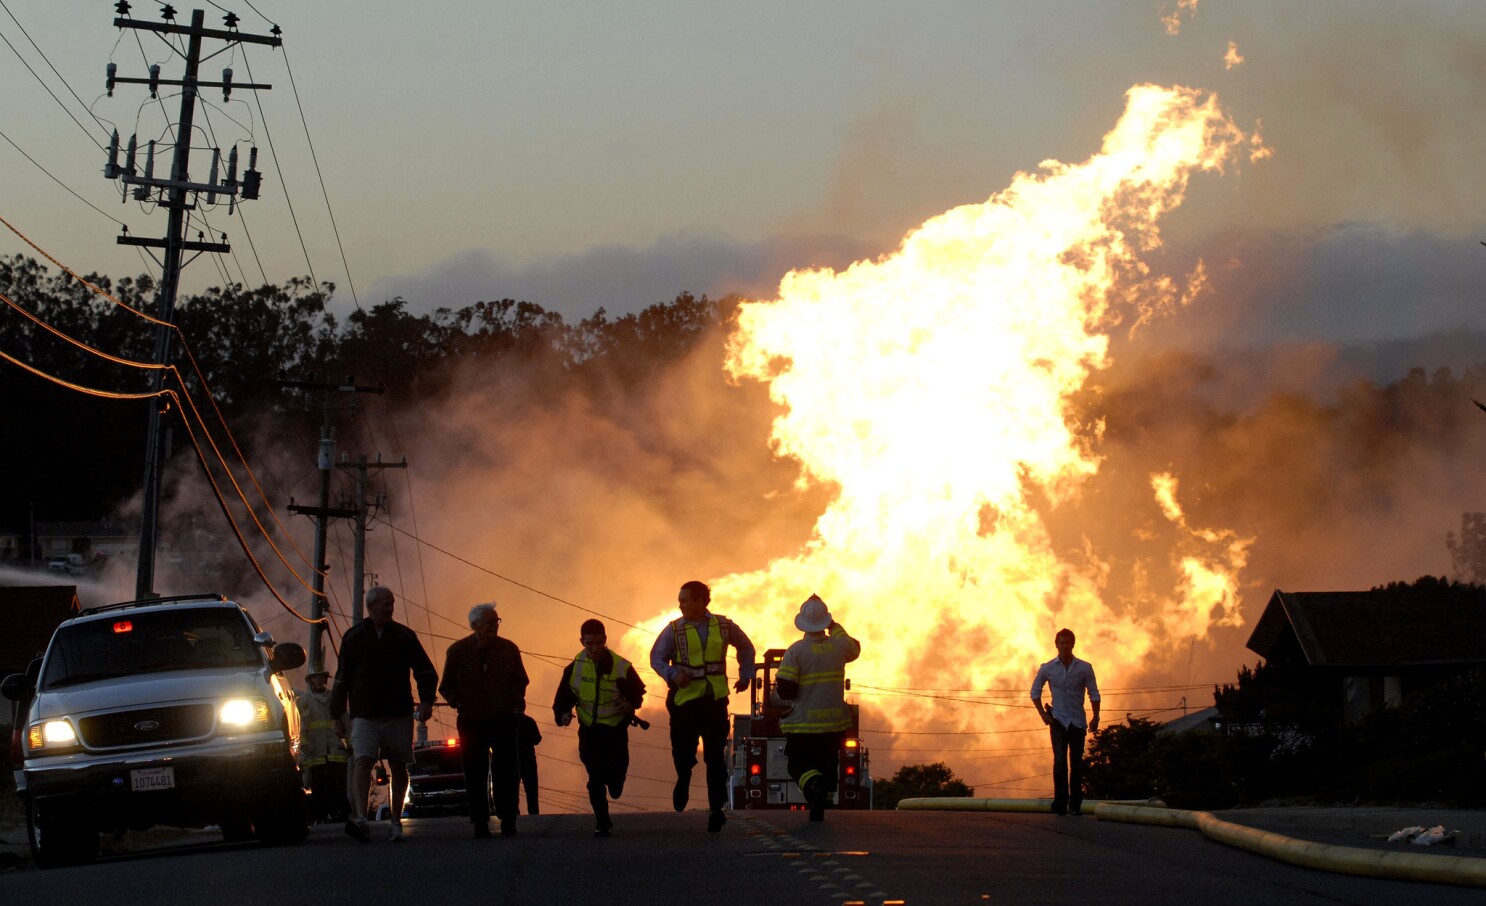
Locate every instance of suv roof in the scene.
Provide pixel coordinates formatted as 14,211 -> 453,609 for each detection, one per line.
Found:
77,593 -> 229,618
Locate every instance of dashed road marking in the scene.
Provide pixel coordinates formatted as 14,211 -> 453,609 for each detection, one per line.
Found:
736,815 -> 899,903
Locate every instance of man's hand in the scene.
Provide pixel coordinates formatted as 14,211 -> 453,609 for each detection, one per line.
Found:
1089,719 -> 1099,734
333,716 -> 349,738
733,677 -> 750,693
675,671 -> 693,688
555,712 -> 573,728
415,701 -> 433,722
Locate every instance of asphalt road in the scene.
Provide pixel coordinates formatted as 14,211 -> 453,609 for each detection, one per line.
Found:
2,809 -> 1483,905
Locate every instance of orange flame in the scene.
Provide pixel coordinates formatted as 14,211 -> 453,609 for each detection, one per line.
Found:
627,85 -> 1260,779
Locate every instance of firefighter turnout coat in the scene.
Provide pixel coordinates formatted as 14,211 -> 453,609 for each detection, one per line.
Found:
777,626 -> 861,733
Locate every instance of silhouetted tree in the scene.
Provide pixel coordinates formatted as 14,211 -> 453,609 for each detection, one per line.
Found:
872,761 -> 973,809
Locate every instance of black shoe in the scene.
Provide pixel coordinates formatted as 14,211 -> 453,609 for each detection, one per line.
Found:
473,823 -> 491,839
500,819 -> 518,837
344,818 -> 371,843
808,803 -> 825,822
706,809 -> 726,833
1051,802 -> 1066,816
1069,805 -> 1083,817
595,818 -> 613,837
673,776 -> 690,812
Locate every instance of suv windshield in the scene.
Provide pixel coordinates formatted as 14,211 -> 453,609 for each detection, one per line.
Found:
41,607 -> 261,688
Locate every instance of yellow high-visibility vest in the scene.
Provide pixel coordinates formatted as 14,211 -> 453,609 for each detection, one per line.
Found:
670,616 -> 729,705
571,651 -> 633,727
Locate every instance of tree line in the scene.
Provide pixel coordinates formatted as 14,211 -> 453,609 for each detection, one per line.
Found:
0,253 -> 733,532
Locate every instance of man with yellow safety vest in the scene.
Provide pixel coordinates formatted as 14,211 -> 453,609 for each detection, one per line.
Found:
650,580 -> 756,833
775,595 -> 861,822
553,619 -> 646,836
295,669 -> 349,824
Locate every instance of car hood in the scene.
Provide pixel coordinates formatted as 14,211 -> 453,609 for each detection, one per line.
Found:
35,668 -> 271,717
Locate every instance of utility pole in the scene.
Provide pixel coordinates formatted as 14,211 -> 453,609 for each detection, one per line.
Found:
105,4 -> 280,599
281,377 -> 385,675
341,454 -> 407,626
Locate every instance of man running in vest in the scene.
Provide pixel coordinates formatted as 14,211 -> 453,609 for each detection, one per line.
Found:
554,619 -> 646,836
775,594 -> 861,822
294,670 -> 348,824
439,602 -> 530,838
1030,627 -> 1101,816
649,579 -> 756,833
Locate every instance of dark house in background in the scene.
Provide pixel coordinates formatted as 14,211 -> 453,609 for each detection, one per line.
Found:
1246,588 -> 1486,721
0,584 -> 79,678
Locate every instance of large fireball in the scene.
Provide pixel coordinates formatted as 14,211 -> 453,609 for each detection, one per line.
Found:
627,84 -> 1261,783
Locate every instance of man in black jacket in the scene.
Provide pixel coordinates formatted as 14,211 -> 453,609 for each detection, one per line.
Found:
439,601 -> 529,837
330,585 -> 437,843
554,619 -> 645,836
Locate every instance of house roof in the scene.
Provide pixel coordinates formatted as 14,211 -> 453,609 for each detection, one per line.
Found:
1159,706 -> 1219,734
0,585 -> 79,674
1246,588 -> 1486,669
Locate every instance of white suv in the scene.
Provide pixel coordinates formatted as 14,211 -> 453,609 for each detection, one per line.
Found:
2,594 -> 309,867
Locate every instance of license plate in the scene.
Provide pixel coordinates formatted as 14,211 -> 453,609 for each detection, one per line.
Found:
131,767 -> 175,792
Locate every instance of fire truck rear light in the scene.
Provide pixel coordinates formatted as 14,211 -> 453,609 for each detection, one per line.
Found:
846,766 -> 856,775
750,764 -> 761,775
113,620 -> 133,633
844,738 -> 858,748
445,738 -> 458,747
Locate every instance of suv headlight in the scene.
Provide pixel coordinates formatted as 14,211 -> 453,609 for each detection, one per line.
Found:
26,719 -> 80,754
220,698 -> 271,728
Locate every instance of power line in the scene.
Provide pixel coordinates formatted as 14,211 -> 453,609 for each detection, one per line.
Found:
240,47 -> 316,287
370,516 -> 641,630
0,7 -> 106,148
0,127 -> 127,226
280,43 -> 360,310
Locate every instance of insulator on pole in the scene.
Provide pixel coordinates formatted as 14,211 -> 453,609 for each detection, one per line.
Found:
125,133 -> 138,176
222,67 -> 233,101
148,63 -> 160,98
105,129 -> 120,179
207,148 -> 220,204
134,140 -> 155,200
226,145 -> 240,214
106,62 -> 117,97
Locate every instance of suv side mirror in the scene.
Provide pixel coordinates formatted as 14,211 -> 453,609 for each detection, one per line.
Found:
2,673 -> 32,701
269,642 -> 306,674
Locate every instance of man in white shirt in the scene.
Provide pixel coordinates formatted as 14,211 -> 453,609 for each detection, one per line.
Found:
1030,628 -> 1101,816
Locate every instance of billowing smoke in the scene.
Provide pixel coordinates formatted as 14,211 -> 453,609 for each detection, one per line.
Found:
73,77 -> 1486,806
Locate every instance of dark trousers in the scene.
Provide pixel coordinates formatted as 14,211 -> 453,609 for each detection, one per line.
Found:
577,722 -> 630,825
457,713 -> 520,824
667,694 -> 730,811
305,759 -> 348,823
518,740 -> 540,815
1049,721 -> 1087,812
784,731 -> 845,798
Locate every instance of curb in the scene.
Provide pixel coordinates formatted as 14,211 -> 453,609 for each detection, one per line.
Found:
896,797 -> 1164,813
895,798 -> 1486,889
1094,804 -> 1486,889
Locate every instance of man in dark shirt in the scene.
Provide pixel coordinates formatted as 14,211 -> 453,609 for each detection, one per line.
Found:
330,585 -> 437,843
554,619 -> 645,836
439,601 -> 529,837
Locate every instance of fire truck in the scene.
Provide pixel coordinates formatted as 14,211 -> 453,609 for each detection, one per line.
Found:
731,648 -> 872,810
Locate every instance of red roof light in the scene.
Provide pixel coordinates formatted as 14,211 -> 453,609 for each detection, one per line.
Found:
112,620 -> 133,634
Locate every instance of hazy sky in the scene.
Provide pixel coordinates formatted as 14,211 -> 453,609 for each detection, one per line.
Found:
3,1 -> 1485,336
